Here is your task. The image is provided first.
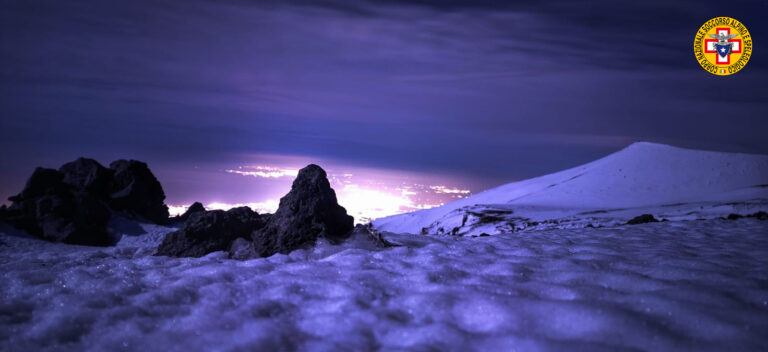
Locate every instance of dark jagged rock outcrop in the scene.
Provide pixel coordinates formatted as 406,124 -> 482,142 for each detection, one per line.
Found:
59,158 -> 113,197
2,158 -> 169,246
3,167 -> 114,246
169,202 -> 206,225
228,237 -> 257,260
183,202 -> 206,218
627,214 -> 659,225
54,157 -> 169,223
251,164 -> 354,257
156,207 -> 267,257
109,160 -> 169,223
154,164 -> 353,259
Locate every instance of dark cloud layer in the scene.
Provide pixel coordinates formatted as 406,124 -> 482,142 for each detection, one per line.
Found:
1,0 -> 767,200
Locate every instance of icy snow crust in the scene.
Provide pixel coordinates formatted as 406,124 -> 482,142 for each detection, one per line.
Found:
2,219 -> 768,351
373,142 -> 768,236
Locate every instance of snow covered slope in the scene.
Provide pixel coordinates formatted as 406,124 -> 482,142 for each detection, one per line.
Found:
373,142 -> 768,235
2,219 -> 768,351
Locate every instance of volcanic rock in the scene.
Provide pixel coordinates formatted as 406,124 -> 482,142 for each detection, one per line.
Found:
109,159 -> 169,223
229,237 -> 257,260
251,164 -> 354,257
169,202 -> 206,224
627,214 -> 659,225
59,157 -> 113,197
184,202 -> 206,217
4,167 -> 114,245
3,158 -> 170,246
155,207 -> 267,257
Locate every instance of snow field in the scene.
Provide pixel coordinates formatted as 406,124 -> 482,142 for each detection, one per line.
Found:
1,218 -> 767,351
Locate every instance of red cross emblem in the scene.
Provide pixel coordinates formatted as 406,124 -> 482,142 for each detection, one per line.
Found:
704,27 -> 742,65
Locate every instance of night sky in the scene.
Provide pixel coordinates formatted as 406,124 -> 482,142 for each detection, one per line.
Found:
1,0 -> 767,214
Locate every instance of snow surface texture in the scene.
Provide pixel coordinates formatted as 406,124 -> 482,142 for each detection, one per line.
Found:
2,219 -> 768,351
373,142 -> 768,236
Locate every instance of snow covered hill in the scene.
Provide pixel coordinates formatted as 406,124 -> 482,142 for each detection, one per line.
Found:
373,142 -> 768,235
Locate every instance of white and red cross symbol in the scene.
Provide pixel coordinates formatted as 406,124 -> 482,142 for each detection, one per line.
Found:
704,27 -> 742,65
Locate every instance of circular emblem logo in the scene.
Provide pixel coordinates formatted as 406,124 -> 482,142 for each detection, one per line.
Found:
693,17 -> 752,76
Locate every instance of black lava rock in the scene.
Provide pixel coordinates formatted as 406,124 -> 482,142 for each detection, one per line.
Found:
59,158 -> 113,197
8,167 -> 67,202
4,167 -> 114,246
155,207 -> 267,257
627,214 -> 659,225
109,160 -> 169,223
748,211 -> 767,220
228,237 -> 257,260
3,158 -> 170,246
251,164 -> 354,257
726,213 -> 743,220
169,202 -> 206,224
184,202 -> 206,217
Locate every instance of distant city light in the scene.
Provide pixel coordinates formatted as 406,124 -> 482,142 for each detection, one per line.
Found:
225,166 -> 299,178
170,164 -> 472,222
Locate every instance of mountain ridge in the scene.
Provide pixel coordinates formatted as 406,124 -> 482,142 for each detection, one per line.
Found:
372,142 -> 768,235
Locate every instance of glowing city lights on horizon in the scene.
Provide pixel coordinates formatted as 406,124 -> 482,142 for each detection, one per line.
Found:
429,185 -> 472,194
171,164 -> 471,223
225,166 -> 299,178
